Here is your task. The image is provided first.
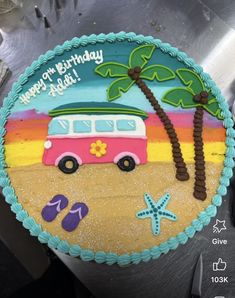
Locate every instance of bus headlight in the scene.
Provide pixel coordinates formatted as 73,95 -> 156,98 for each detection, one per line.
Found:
44,140 -> 52,149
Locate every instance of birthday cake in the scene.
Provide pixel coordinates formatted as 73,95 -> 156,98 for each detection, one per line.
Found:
0,32 -> 234,265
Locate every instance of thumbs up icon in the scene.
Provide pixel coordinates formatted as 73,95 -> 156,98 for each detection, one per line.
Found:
213,258 -> 227,271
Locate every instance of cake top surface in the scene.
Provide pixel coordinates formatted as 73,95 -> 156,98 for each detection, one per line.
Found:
0,32 -> 234,266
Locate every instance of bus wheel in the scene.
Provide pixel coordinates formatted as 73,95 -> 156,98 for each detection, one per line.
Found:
117,156 -> 136,172
58,156 -> 79,174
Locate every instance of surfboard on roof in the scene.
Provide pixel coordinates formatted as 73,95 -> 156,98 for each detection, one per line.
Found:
48,102 -> 148,119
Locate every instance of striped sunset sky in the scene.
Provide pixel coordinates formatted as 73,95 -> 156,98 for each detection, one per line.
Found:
4,109 -> 226,167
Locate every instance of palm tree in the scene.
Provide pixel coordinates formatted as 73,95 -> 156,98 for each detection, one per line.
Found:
162,68 -> 223,200
95,45 -> 189,181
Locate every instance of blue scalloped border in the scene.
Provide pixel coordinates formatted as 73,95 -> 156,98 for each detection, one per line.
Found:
0,32 -> 235,266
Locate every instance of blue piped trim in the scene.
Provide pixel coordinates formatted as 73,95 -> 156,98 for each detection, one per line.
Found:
48,236 -> 60,249
0,32 -> 234,266
69,245 -> 81,257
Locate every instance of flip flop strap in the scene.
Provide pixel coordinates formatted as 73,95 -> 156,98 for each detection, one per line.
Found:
69,207 -> 82,219
47,200 -> 62,212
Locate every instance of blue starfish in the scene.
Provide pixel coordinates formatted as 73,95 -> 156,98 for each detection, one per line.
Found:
136,192 -> 177,235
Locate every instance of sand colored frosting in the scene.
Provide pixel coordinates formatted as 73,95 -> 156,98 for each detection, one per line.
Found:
7,161 -> 223,254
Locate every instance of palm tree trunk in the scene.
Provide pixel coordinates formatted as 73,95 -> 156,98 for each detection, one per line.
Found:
193,106 -> 206,200
128,69 -> 189,181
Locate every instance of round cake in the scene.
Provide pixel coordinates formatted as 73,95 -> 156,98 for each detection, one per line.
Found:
0,32 -> 234,266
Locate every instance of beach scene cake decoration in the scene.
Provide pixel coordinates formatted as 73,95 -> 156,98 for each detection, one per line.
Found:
43,102 -> 148,173
41,195 -> 89,232
163,69 -> 223,200
136,193 -> 177,236
0,32 -> 234,265
95,44 -> 190,181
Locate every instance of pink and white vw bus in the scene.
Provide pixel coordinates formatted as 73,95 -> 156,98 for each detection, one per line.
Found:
42,113 -> 147,173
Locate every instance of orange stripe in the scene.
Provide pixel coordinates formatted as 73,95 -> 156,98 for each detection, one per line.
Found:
5,119 -> 50,143
146,126 -> 226,142
6,119 -> 50,130
5,129 -> 48,143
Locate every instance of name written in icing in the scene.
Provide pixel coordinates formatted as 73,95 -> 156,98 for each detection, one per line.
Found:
48,73 -> 81,96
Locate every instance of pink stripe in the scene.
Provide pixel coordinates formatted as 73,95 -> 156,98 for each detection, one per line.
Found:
9,109 -> 50,120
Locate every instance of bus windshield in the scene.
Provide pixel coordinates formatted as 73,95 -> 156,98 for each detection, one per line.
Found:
48,119 -> 70,135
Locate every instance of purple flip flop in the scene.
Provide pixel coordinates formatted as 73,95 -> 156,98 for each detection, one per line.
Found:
41,194 -> 68,222
62,202 -> 89,232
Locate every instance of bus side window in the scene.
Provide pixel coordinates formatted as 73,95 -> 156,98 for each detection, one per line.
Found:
95,120 -> 114,132
48,119 -> 69,135
116,120 -> 136,131
74,120 -> 91,133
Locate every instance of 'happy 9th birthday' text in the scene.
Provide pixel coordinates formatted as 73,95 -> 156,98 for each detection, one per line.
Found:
19,49 -> 103,105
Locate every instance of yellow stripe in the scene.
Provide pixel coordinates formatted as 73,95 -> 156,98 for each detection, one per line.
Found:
5,140 -> 226,167
5,141 -> 44,167
147,142 -> 226,163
